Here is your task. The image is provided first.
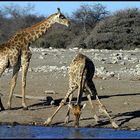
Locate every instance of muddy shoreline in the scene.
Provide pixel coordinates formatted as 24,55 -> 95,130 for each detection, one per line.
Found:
0,48 -> 140,130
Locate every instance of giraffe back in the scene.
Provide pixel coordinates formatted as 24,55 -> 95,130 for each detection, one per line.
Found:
68,53 -> 95,87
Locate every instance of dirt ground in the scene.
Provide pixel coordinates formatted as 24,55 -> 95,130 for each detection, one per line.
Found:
0,48 -> 140,130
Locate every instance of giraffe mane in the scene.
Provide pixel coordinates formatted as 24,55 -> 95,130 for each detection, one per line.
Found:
7,13 -> 57,43
24,13 -> 57,31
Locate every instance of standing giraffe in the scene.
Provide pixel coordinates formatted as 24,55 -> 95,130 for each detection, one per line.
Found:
0,8 -> 70,110
44,53 -> 118,129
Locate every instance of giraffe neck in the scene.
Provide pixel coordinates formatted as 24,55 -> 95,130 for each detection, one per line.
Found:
8,14 -> 56,47
25,17 -> 54,42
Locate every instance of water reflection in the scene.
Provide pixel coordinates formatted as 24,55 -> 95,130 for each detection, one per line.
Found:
0,125 -> 140,139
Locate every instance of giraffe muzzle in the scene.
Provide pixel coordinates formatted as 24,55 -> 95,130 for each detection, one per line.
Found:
67,21 -> 71,31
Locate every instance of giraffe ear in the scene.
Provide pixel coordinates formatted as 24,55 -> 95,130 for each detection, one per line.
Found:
57,8 -> 61,14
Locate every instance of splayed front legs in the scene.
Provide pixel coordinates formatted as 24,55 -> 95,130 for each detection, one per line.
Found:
44,86 -> 77,126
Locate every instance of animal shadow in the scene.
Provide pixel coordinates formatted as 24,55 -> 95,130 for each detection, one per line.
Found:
113,110 -> 140,127
27,92 -> 140,111
10,91 -> 137,112
99,92 -> 140,99
99,92 -> 140,127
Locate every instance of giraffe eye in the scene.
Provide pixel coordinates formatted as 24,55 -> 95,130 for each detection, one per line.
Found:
60,15 -> 65,19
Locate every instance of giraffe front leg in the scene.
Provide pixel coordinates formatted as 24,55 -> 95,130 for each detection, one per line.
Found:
64,94 -> 73,124
21,61 -> 30,110
44,104 -> 64,126
85,81 -> 100,123
44,86 -> 77,126
7,64 -> 20,110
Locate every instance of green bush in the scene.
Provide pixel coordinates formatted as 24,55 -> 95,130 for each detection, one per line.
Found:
85,8 -> 140,50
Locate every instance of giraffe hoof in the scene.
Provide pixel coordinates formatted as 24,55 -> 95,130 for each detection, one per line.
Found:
23,106 -> 28,110
44,118 -> 52,126
94,115 -> 100,123
75,125 -> 79,128
112,122 -> 119,129
7,106 -> 12,110
44,121 -> 50,126
64,116 -> 69,124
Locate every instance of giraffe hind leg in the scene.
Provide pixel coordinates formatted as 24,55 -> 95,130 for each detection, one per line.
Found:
85,80 -> 118,128
21,61 -> 30,110
7,63 -> 20,110
0,97 -> 5,111
85,80 -> 100,123
0,59 -> 9,111
95,95 -> 119,128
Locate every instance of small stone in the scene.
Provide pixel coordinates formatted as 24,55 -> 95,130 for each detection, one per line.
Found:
131,128 -> 136,131
117,74 -> 121,80
73,47 -> 79,50
124,101 -> 128,105
32,122 -> 37,125
42,52 -> 47,55
100,86 -> 104,90
50,100 -> 55,105
39,55 -> 44,59
102,77 -> 107,80
112,60 -> 118,64
46,96 -> 54,105
109,72 -> 115,77
120,61 -> 125,65
44,90 -> 56,94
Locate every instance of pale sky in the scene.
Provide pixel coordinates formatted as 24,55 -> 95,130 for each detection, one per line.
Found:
0,1 -> 140,16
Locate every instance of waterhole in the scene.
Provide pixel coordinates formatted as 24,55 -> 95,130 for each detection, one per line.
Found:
0,125 -> 140,139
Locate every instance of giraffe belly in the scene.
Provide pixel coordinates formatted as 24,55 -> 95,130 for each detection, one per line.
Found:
8,53 -> 20,67
0,56 -> 9,68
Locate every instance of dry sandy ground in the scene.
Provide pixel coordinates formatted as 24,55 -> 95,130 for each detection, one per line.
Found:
0,48 -> 140,130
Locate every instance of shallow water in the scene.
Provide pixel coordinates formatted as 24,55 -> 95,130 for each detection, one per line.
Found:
0,125 -> 140,139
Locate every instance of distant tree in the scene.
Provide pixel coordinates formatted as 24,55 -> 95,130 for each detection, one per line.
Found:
0,3 -> 45,43
85,8 -> 140,50
2,3 -> 35,18
72,3 -> 109,34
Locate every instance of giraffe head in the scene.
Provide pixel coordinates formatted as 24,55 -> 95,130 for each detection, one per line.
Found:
68,103 -> 86,128
51,8 -> 71,27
